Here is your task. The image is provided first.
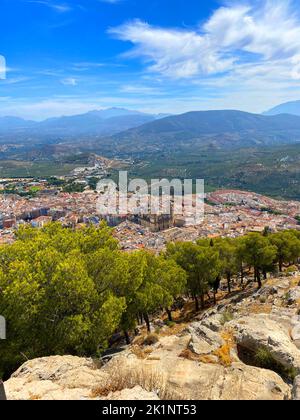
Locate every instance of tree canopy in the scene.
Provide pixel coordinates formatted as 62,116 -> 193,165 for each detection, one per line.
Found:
1,222 -> 300,379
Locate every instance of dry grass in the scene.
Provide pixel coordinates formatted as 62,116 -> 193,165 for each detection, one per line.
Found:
131,345 -> 152,360
247,303 -> 273,314
289,276 -> 300,288
199,354 -> 218,364
143,333 -> 159,346
29,393 -> 41,400
179,348 -> 217,364
213,330 -> 235,367
132,334 -> 147,346
179,348 -> 200,362
179,329 -> 236,367
160,322 -> 188,337
214,344 -> 232,367
90,362 -> 177,400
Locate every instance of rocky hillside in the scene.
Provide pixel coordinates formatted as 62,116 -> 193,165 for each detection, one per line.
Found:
4,275 -> 300,400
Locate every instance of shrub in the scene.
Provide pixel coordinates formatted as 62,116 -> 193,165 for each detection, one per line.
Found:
254,347 -> 297,381
259,296 -> 267,304
143,333 -> 159,346
164,320 -> 176,328
286,265 -> 298,274
254,347 -> 275,370
90,363 -> 178,400
220,310 -> 234,325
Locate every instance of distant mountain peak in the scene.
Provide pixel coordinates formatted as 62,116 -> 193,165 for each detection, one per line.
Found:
87,107 -> 148,120
264,100 -> 300,116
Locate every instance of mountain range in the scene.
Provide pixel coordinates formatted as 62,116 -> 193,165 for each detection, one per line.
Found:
112,110 -> 300,150
0,108 -> 168,137
2,105 -> 300,152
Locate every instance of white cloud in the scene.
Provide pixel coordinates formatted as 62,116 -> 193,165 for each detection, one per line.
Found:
25,1 -> 72,13
109,0 -> 300,81
120,84 -> 161,95
0,55 -> 6,80
61,77 -> 78,86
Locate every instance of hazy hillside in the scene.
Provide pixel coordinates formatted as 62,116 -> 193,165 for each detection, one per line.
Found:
264,100 -> 300,116
0,116 -> 36,131
0,108 -> 165,137
113,110 -> 300,150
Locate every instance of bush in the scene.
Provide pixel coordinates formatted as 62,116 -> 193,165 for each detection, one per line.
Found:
164,320 -> 176,328
285,265 -> 298,274
220,311 -> 234,325
254,347 -> 275,370
90,362 -> 179,400
143,333 -> 159,346
254,347 -> 297,381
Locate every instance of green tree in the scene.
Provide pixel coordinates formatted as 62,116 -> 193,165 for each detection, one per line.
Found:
166,242 -> 220,311
214,238 -> 239,294
270,231 -> 300,272
0,223 -> 125,378
237,233 -> 277,288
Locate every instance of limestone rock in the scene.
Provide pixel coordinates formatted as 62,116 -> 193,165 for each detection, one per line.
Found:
106,386 -> 159,400
188,323 -> 225,355
286,287 -> 300,305
5,355 -> 108,400
291,324 -> 300,350
104,341 -> 290,400
292,376 -> 300,400
199,314 -> 223,332
230,314 -> 300,373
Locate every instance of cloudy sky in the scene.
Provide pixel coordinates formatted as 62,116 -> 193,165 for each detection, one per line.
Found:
1,0 -> 300,119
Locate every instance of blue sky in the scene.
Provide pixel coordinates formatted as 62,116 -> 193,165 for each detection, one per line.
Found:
1,0 -> 300,120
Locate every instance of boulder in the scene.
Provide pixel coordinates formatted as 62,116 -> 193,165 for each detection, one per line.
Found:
188,323 -> 225,355
230,314 -> 300,373
5,355 -> 108,400
286,287 -> 300,305
199,314 -> 223,332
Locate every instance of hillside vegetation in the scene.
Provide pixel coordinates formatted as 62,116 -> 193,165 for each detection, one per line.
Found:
113,110 -> 300,150
1,223 -> 300,379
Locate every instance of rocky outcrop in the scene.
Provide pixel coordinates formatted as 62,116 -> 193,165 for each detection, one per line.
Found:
5,356 -> 108,400
167,361 -> 290,400
102,347 -> 290,400
5,275 -> 300,401
5,334 -> 291,400
188,322 -> 225,355
230,314 -> 300,374
286,287 -> 300,306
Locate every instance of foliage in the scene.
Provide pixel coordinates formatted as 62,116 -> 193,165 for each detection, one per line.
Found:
254,347 -> 297,381
269,231 -> 300,272
166,241 -> 220,309
1,221 -> 300,379
143,333 -> 159,346
0,222 -> 186,378
220,311 -> 234,325
237,233 -> 277,287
